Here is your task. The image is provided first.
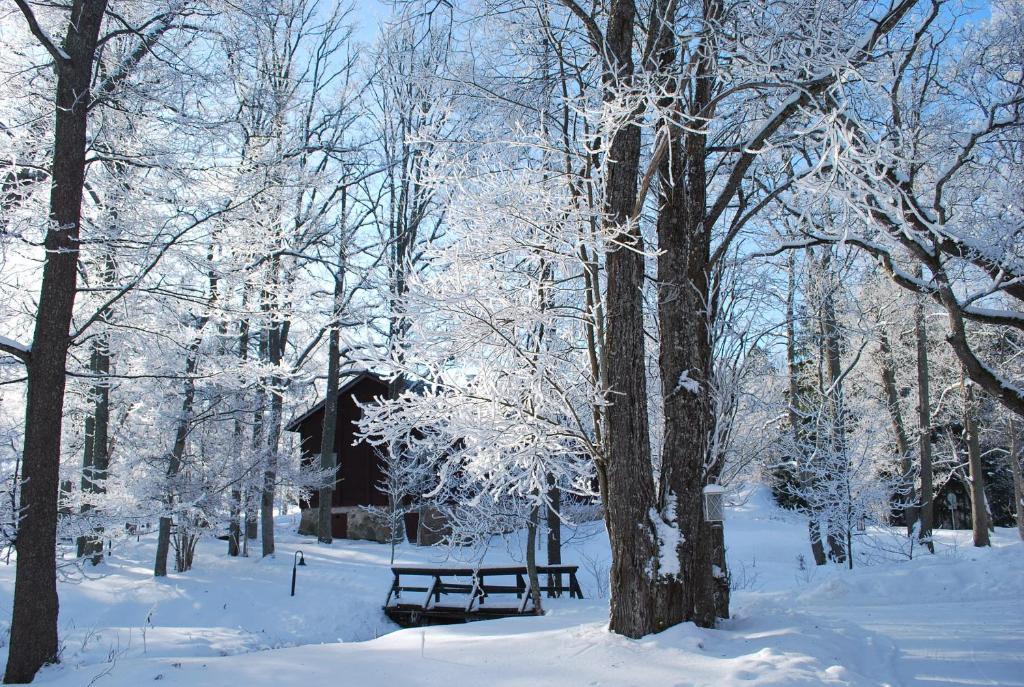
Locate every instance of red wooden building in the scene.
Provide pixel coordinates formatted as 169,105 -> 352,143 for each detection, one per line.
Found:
287,371 -> 417,542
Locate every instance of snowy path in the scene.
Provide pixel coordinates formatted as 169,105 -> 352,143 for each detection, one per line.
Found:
3,494 -> 1020,686
724,494 -> 1024,687
813,599 -> 1024,686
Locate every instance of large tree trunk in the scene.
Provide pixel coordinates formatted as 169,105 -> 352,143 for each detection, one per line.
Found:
316,338 -> 340,543
227,484 -> 242,557
76,400 -> 96,560
227,288 -> 249,557
914,288 -> 934,552
245,393 -> 264,549
317,225 -> 347,544
787,254 -> 826,565
545,475 -> 562,596
525,504 -> 543,615
261,382 -> 283,557
77,252 -> 114,563
653,89 -> 719,630
78,331 -> 111,563
818,251 -> 848,565
155,331 -> 204,576
5,3 -> 109,682
653,0 -> 728,628
878,328 -> 916,533
600,0 -> 661,639
961,375 -> 990,547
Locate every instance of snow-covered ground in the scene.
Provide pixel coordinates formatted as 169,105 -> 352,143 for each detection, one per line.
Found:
0,490 -> 1020,686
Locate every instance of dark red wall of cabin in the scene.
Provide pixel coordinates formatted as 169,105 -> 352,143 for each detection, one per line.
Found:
295,375 -> 390,510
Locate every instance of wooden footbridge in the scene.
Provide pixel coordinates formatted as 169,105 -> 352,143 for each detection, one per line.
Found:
384,564 -> 584,626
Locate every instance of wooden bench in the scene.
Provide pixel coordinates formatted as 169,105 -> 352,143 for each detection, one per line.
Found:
384,564 -> 583,626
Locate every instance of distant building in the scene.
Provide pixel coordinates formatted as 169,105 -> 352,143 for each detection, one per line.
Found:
286,371 -> 430,543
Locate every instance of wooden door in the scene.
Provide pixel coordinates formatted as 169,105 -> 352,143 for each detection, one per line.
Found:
331,512 -> 348,539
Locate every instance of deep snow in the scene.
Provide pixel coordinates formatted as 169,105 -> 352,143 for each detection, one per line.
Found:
0,490 -> 1020,686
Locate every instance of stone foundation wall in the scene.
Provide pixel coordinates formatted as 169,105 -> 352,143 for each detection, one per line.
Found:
416,506 -> 450,546
347,509 -> 390,542
297,505 -> 448,546
295,506 -> 391,543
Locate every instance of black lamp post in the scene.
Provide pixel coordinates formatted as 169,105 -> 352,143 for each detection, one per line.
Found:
291,550 -> 306,597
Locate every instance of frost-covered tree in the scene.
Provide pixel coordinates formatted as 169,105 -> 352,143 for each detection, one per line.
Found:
0,2 -> 235,679
358,140 -> 603,605
778,0 -> 1024,418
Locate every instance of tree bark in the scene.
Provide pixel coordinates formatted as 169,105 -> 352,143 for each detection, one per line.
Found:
261,383 -> 283,557
6,2 -> 109,681
525,504 -> 543,615
545,475 -> 561,596
227,485 -> 242,557
155,330 -> 204,576
652,0 -> 729,628
600,0 -> 661,639
76,406 -> 96,560
78,333 -> 110,563
878,328 -> 916,533
317,220 -> 347,543
316,338 -> 340,543
914,289 -> 934,552
245,391 -> 263,549
818,251 -> 848,565
258,254 -> 289,557
787,254 -> 826,565
77,253 -> 114,563
961,374 -> 990,547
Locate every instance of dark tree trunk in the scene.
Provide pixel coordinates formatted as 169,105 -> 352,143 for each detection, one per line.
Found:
317,225 -> 347,543
261,383 -> 283,557
246,383 -> 266,554
154,516 -> 173,577
653,0 -> 727,629
961,376 -> 990,547
654,96 -> 719,629
545,475 -> 561,596
225,283 -> 244,557
155,333 -> 203,577
90,329 -> 110,556
787,254 -> 826,565
76,408 -> 96,559
79,335 -> 111,563
258,259 -> 289,558
316,342 -> 339,543
525,504 -> 543,615
77,258 -> 112,564
878,329 -> 916,533
808,518 -> 827,567
245,514 -> 258,541
600,0 -> 661,639
227,486 -> 242,557
818,251 -> 848,565
914,289 -> 934,552
6,2 -> 109,682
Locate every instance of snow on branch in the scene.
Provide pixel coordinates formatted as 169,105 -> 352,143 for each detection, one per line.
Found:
0,336 -> 31,364
12,0 -> 70,64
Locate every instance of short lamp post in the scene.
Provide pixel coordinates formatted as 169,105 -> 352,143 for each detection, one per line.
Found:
703,484 -> 725,525
291,550 -> 307,597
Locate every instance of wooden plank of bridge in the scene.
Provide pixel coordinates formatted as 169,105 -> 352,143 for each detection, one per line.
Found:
384,564 -> 585,627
